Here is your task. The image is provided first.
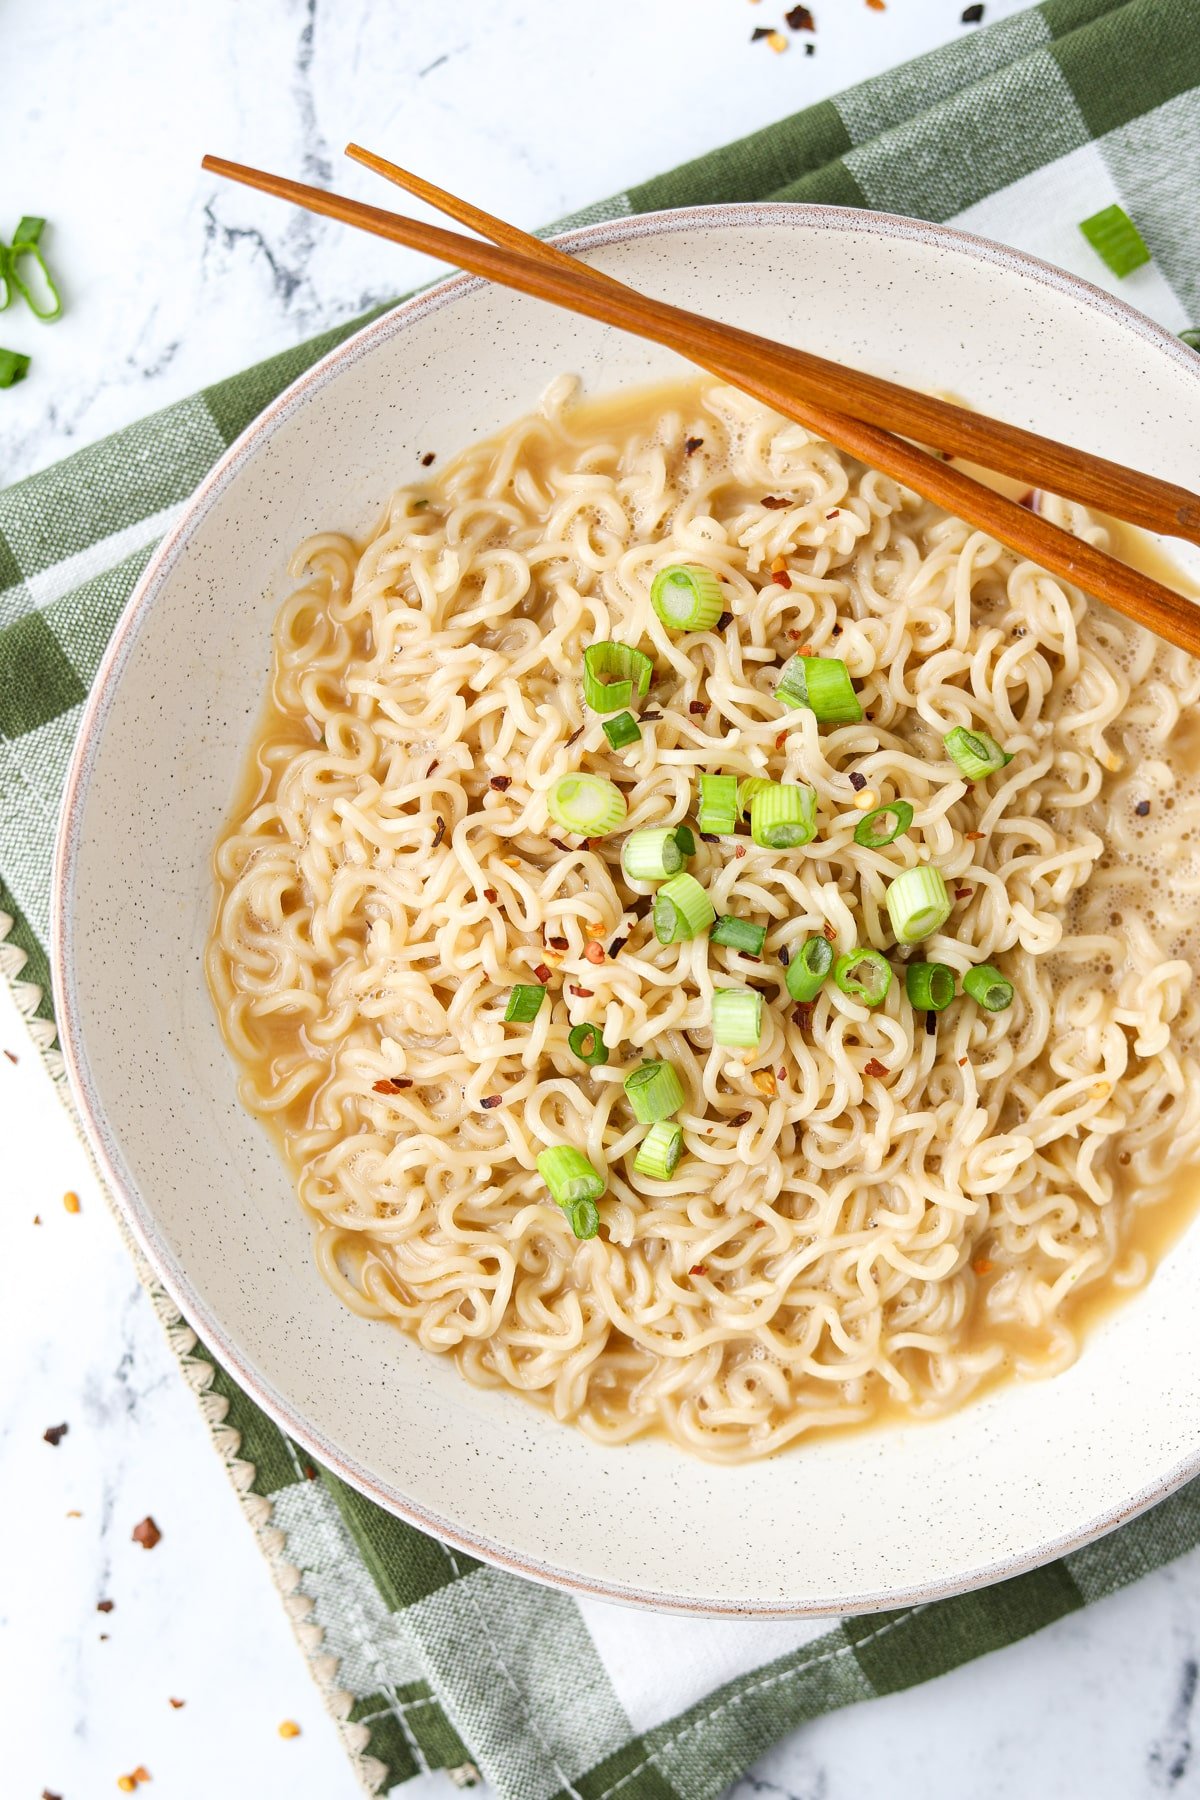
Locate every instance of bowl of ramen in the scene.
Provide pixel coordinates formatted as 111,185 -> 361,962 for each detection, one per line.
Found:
53,203 -> 1200,1614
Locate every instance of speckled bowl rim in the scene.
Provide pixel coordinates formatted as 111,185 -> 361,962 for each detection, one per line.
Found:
52,201 -> 1200,1618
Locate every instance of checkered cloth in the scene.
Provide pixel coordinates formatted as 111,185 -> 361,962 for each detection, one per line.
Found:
4,2 -> 1200,1794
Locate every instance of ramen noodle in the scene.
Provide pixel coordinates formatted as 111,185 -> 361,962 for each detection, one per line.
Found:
207,376 -> 1200,1461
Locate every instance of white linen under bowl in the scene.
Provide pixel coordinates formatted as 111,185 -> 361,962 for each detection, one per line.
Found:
52,204 -> 1200,1616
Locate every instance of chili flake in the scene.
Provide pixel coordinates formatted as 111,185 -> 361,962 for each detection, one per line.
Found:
420,451 -> 436,467
373,1078 -> 412,1095
564,727 -> 584,748
750,25 -> 776,39
690,1264 -> 707,1276
641,710 -> 663,722
608,934 -> 629,957
822,921 -> 838,941
689,700 -> 708,715
785,3 -> 814,25
848,771 -> 867,791
779,946 -> 790,965
483,887 -> 498,902
973,1256 -> 993,1274
432,815 -> 446,848
863,1058 -> 889,1078
684,436 -> 704,455
775,731 -> 789,749
866,0 -> 886,10
964,830 -> 985,841
1135,799 -> 1151,816
489,775 -> 512,792
3,1048 -> 16,1064
761,495 -> 791,508
699,830 -> 720,844
131,1516 -> 161,1550
926,1011 -> 938,1036
481,1095 -> 503,1110
168,1699 -> 185,1709
777,1066 -> 787,1080
955,887 -> 973,900
97,1599 -> 115,1614
569,984 -> 594,998
734,844 -> 747,859
63,1191 -> 81,1214
730,1111 -> 753,1127
584,941 -> 606,964
962,2 -> 984,18
548,836 -> 570,851
43,1423 -> 68,1446
716,611 -> 733,630
792,1003 -> 814,1033
774,570 -> 793,589
547,936 -> 569,950
958,1055 -> 969,1067
533,964 -> 553,984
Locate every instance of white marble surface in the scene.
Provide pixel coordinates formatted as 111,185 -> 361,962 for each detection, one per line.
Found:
7,1 -> 1200,1796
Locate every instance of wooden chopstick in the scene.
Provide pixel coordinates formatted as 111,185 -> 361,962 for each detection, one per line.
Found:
345,144 -> 1200,547
201,153 -> 1200,659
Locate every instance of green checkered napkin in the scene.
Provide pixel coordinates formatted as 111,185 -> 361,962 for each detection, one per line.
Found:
5,1 -> 1200,1792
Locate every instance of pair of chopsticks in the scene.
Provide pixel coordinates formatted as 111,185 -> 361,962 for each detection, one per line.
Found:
201,146 -> 1200,659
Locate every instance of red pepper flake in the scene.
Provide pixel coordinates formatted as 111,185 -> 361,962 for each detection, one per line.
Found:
548,836 -> 570,852
777,1066 -> 787,1081
43,1423 -> 68,1446
822,921 -> 838,941
43,1791 -> 63,1799
785,2 -> 815,24
565,727 -> 584,749
481,1095 -> 503,1109
750,24 -> 777,39
958,1055 -> 969,1067
483,887 -> 499,902
973,1256 -> 993,1274
533,963 -> 553,984
489,775 -> 512,791
863,1058 -> 889,1078
866,0 -> 886,9
955,886 -> 974,900
2,1048 -> 16,1064
825,510 -> 840,519
730,1111 -> 753,1127
962,3 -> 985,21
716,611 -> 733,630
432,815 -> 446,848
548,936 -> 569,951
699,830 -> 720,844
964,830 -> 985,841
373,1077 -> 413,1094
608,934 -> 629,956
734,844 -> 747,859
684,436 -> 704,455
792,1003 -> 815,1033
132,1516 -> 162,1550
568,984 -> 594,998
304,1464 -> 317,1480
689,700 -> 708,715
775,730 -> 789,749
641,710 -> 663,722
168,1699 -> 186,1710
786,629 -> 804,641
584,940 -> 606,964
420,451 -> 436,466
848,771 -> 867,791
774,569 -> 793,590
926,1011 -> 938,1036
97,1598 -> 115,1613
690,1264 -> 707,1276
761,495 -> 791,509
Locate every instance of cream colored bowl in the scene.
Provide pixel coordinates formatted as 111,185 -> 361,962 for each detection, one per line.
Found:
53,205 -> 1200,1615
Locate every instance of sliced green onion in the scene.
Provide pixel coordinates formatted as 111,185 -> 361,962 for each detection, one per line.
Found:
834,949 -> 893,1007
905,962 -> 956,1011
944,727 -> 1012,782
537,1145 -> 605,1206
624,1059 -> 686,1123
785,934 -> 834,1003
672,824 -> 696,859
698,773 -> 739,835
10,216 -> 62,321
776,655 -> 863,723
854,800 -> 914,849
750,782 -> 818,849
0,347 -> 30,388
633,1120 -> 684,1179
568,1021 -> 609,1066
0,245 -> 11,312
1078,204 -> 1151,278
650,563 -> 724,632
712,915 -> 767,955
547,772 -> 627,837
622,827 -> 683,883
505,983 -> 546,1023
963,963 -> 1014,1012
885,865 -> 952,944
567,1197 -> 600,1239
737,776 -> 773,817
711,986 -> 763,1048
602,711 -> 641,750
583,641 -> 653,713
653,871 -> 715,944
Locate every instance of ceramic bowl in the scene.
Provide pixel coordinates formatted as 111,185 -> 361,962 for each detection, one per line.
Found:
53,204 -> 1200,1616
